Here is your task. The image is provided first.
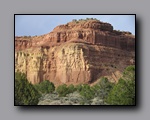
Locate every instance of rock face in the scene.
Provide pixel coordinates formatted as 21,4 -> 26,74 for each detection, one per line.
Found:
15,19 -> 135,85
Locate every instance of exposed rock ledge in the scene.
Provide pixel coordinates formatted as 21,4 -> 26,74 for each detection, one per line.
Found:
15,19 -> 135,85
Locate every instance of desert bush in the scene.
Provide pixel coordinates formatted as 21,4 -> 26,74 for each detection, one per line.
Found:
92,77 -> 114,101
75,84 -> 82,92
72,19 -> 77,22
56,84 -> 68,97
56,84 -> 76,97
15,72 -> 41,105
79,84 -> 94,100
67,84 -> 76,93
34,80 -> 55,94
106,65 -> 135,105
106,78 -> 135,105
123,65 -> 135,81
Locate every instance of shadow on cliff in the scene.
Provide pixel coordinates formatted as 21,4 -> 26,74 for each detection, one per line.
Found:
16,17 -> 141,113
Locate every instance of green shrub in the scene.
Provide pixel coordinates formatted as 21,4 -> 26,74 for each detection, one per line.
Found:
67,84 -> 76,93
15,72 -> 41,105
106,78 -> 135,105
123,65 -> 135,81
34,80 -> 55,94
72,19 -> 77,22
106,65 -> 135,105
56,84 -> 68,97
79,84 -> 94,100
92,77 -> 114,101
75,84 -> 82,92
15,72 -> 26,80
56,84 -> 76,97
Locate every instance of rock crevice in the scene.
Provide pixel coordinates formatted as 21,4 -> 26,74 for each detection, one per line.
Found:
15,19 -> 135,85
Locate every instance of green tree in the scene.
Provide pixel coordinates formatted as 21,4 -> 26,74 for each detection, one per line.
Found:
106,65 -> 135,105
15,72 -> 41,105
79,84 -> 94,100
56,84 -> 76,97
123,65 -> 135,81
34,80 -> 55,94
15,72 -> 26,81
106,78 -> 135,105
67,84 -> 76,93
75,84 -> 82,92
56,84 -> 68,97
72,19 -> 77,22
92,77 -> 114,103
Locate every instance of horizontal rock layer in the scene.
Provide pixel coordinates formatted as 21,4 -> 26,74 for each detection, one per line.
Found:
15,19 -> 135,85
15,42 -> 134,85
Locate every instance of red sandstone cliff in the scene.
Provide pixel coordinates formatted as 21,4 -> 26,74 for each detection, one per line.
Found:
15,19 -> 135,85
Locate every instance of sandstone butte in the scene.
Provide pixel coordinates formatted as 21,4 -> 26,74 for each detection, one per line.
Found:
15,19 -> 135,86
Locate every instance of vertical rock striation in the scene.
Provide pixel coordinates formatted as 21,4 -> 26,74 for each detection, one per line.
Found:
15,19 -> 135,85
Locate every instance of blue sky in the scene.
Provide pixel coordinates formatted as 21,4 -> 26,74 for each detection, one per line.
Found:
15,15 -> 135,36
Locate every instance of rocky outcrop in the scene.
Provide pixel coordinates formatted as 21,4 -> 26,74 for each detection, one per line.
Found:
15,19 -> 135,85
15,20 -> 135,51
